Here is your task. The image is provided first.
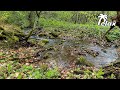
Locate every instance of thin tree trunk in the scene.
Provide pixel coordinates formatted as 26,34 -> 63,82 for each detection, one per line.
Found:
28,11 -> 35,28
25,11 -> 42,42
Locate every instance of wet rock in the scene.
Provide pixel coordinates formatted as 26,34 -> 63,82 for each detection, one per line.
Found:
78,52 -> 86,56
49,31 -> 61,38
38,39 -> 49,46
101,49 -> 107,53
46,46 -> 55,51
38,33 -> 47,37
61,39 -> 66,43
85,49 -> 99,57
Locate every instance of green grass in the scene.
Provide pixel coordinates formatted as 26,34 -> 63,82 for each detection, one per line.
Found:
39,18 -> 120,41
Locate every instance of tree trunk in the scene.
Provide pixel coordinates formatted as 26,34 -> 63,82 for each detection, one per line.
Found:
25,11 -> 42,42
28,11 -> 35,28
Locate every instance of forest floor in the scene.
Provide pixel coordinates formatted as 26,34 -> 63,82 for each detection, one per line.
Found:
0,24 -> 120,79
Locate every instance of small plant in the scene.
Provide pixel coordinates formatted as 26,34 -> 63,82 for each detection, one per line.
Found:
22,65 -> 33,72
31,69 -> 42,79
108,73 -> 116,79
83,68 -> 104,79
76,56 -> 94,66
7,63 -> 13,74
44,68 -> 60,79
83,69 -> 93,79
93,68 -> 104,79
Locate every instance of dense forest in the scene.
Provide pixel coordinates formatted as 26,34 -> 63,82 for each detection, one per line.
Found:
0,11 -> 120,79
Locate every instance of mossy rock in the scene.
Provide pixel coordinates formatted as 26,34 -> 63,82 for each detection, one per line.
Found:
76,56 -> 94,66
43,52 -> 51,59
0,23 -> 25,42
46,46 -> 55,51
0,23 -> 21,32
61,39 -> 66,42
49,31 -> 61,38
38,33 -> 47,37
38,39 -> 49,46
38,41 -> 45,46
11,36 -> 19,42
41,39 -> 49,44
28,39 -> 37,45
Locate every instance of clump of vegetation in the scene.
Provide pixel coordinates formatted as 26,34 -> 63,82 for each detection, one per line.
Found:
76,56 -> 94,67
83,68 -> 104,79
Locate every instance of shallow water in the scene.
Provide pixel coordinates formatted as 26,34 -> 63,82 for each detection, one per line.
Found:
85,44 -> 118,67
24,29 -> 119,68
43,38 -> 119,68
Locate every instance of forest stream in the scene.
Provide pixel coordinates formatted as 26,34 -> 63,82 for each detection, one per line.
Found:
1,11 -> 120,79
24,29 -> 120,68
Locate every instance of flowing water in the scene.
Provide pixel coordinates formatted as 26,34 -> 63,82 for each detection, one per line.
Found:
85,44 -> 118,67
24,29 -> 119,68
39,38 -> 119,68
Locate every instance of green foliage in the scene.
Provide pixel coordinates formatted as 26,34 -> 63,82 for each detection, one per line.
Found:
22,65 -> 33,72
0,52 -> 3,56
93,68 -> 104,79
31,69 -> 42,79
83,68 -> 104,79
0,11 -> 12,22
7,63 -> 13,74
44,68 -> 60,79
6,11 -> 29,28
106,28 -> 120,41
108,73 -> 116,79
